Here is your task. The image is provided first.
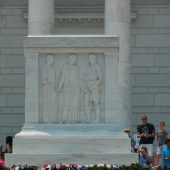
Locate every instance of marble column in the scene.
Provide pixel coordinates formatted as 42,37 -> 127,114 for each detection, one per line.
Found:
25,52 -> 39,123
28,0 -> 54,34
105,0 -> 131,129
104,53 -> 119,123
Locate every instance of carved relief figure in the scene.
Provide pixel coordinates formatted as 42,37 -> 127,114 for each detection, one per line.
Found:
41,55 -> 58,123
83,54 -> 103,123
57,55 -> 80,123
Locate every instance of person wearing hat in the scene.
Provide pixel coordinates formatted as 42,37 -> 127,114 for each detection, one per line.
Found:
124,128 -> 136,152
161,139 -> 170,169
124,128 -> 131,138
137,115 -> 156,157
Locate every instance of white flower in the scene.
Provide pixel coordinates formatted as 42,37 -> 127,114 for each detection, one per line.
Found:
47,164 -> 52,169
21,163 -> 27,169
113,164 -> 119,169
15,166 -> 20,170
106,164 -> 111,168
89,164 -> 95,167
97,164 -> 105,167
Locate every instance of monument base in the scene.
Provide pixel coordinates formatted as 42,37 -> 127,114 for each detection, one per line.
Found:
6,153 -> 137,167
6,124 -> 137,166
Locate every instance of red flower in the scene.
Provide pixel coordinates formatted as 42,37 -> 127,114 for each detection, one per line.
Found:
53,164 -> 57,169
61,164 -> 67,169
43,164 -> 48,168
4,167 -> 9,170
72,164 -> 78,169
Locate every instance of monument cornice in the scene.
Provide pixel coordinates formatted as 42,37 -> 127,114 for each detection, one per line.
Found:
2,0 -> 170,6
25,35 -> 119,48
24,35 -> 119,54
22,12 -> 137,21
131,0 -> 170,5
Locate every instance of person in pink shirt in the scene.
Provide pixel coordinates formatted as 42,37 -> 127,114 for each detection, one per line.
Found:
0,152 -> 5,167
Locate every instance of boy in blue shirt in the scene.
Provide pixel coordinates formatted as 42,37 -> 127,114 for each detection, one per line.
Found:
139,146 -> 153,166
162,139 -> 170,169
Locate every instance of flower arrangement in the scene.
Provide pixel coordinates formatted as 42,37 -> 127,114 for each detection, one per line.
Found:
42,163 -> 83,170
10,163 -> 38,170
42,163 -> 119,170
0,162 -> 150,170
41,163 -> 150,170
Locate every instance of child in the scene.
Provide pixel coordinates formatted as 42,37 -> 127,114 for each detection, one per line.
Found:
162,139 -> 170,169
156,121 -> 168,165
139,146 -> 153,166
133,133 -> 140,153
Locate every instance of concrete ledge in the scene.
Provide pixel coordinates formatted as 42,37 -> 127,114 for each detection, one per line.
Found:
12,124 -> 131,155
5,153 -> 138,167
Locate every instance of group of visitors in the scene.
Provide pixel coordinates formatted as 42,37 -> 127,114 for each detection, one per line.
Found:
130,115 -> 170,169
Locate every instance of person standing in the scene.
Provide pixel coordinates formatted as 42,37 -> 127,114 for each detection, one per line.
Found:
156,121 -> 168,165
162,139 -> 170,169
137,115 -> 156,157
133,132 -> 141,153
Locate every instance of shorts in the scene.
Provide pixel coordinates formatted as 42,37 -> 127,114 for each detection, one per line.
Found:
164,166 -> 170,169
157,145 -> 166,155
139,144 -> 154,156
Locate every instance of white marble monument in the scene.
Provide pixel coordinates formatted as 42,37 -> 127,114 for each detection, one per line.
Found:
6,0 -> 137,166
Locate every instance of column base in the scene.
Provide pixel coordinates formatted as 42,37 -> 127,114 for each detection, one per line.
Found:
6,124 -> 137,166
6,153 -> 137,167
